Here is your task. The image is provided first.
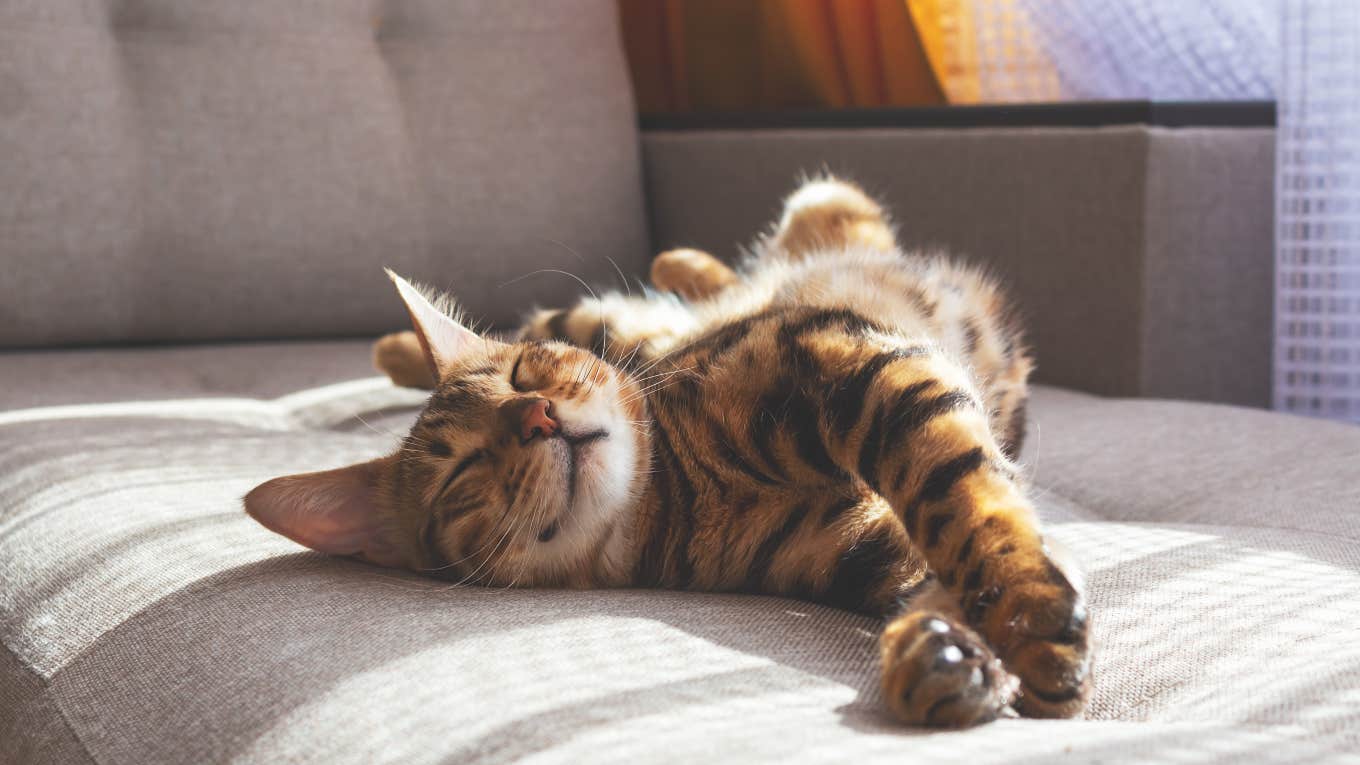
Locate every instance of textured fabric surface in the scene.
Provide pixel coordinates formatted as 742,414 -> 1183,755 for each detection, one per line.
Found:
1141,129 -> 1275,406
641,126 -> 1276,408
3,345 -> 1359,763
0,339 -> 378,409
0,0 -> 649,348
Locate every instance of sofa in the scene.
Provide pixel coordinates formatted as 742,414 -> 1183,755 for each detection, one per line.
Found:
3,2 -> 1358,763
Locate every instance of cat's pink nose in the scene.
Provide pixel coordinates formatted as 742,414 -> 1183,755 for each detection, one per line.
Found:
520,398 -> 559,442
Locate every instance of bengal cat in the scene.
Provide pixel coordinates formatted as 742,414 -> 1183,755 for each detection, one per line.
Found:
245,177 -> 1091,727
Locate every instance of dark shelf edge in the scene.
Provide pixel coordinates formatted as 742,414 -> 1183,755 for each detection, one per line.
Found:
640,101 -> 1276,132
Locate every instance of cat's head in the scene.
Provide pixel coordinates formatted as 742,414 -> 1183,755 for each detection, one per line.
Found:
244,272 -> 649,585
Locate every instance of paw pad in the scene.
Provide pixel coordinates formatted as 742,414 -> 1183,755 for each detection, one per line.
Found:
881,613 -> 1016,728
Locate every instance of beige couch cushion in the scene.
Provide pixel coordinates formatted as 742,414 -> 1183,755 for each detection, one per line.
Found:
0,0 -> 648,348
2,342 -> 1358,763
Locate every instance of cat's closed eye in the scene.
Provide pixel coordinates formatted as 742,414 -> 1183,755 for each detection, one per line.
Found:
508,352 -> 528,392
436,450 -> 486,502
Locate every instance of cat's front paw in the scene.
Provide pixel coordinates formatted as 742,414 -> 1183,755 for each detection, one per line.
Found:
373,331 -> 436,389
880,612 -> 1018,727
650,248 -> 737,301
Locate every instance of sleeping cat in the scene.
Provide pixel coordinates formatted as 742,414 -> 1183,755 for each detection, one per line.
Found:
245,177 -> 1090,727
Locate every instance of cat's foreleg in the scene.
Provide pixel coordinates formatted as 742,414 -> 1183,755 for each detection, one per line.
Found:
810,335 -> 1091,719
373,331 -> 437,389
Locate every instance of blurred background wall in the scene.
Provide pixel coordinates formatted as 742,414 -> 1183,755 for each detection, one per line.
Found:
620,0 -> 1360,425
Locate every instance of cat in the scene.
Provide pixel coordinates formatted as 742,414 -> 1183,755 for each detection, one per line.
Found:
245,177 -> 1090,727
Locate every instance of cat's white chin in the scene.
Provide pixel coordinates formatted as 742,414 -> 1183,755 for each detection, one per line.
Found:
543,426 -> 634,538
509,371 -> 641,586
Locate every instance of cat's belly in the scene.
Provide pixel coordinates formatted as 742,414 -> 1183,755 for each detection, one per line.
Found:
697,251 -> 967,370
690,248 -> 1026,415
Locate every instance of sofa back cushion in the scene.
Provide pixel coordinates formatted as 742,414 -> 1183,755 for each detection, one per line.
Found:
0,0 -> 648,347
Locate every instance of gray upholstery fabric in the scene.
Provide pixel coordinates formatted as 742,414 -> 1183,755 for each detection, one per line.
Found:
0,0 -> 650,348
3,344 -> 1358,764
1141,130 -> 1275,406
641,126 -> 1275,408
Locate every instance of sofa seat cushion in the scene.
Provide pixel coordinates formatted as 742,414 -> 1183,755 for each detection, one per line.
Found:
2,343 -> 1358,763
0,339 -> 382,410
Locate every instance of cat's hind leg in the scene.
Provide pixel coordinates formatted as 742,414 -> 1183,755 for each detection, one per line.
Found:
768,175 -> 897,259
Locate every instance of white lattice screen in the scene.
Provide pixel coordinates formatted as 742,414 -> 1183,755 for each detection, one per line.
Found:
964,0 -> 1360,423
1275,1 -> 1360,422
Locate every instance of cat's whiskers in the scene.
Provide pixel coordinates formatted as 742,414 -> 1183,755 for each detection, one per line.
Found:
626,347 -> 671,379
473,459 -> 545,586
615,339 -> 646,373
435,454 -> 541,574
582,345 -> 605,396
1015,419 -> 1049,504
364,573 -> 449,593
417,488 -> 513,576
433,468 -> 533,584
487,458 -> 550,588
502,265 -> 609,391
501,461 -> 548,587
366,422 -> 435,457
420,491 -> 520,577
626,366 -> 693,389
349,412 -> 416,444
618,367 -> 696,407
605,255 -> 633,299
504,470 -> 552,590
421,517 -> 509,579
624,348 -> 681,386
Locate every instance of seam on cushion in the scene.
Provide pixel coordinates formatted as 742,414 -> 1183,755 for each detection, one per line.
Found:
49,696 -> 102,765
0,377 -> 424,433
1030,480 -> 1360,544
1,642 -> 100,765
1115,521 -> 1360,547
1040,514 -> 1360,548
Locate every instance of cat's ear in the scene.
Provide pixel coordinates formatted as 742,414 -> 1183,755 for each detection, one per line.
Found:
244,456 -> 407,568
385,269 -> 480,379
